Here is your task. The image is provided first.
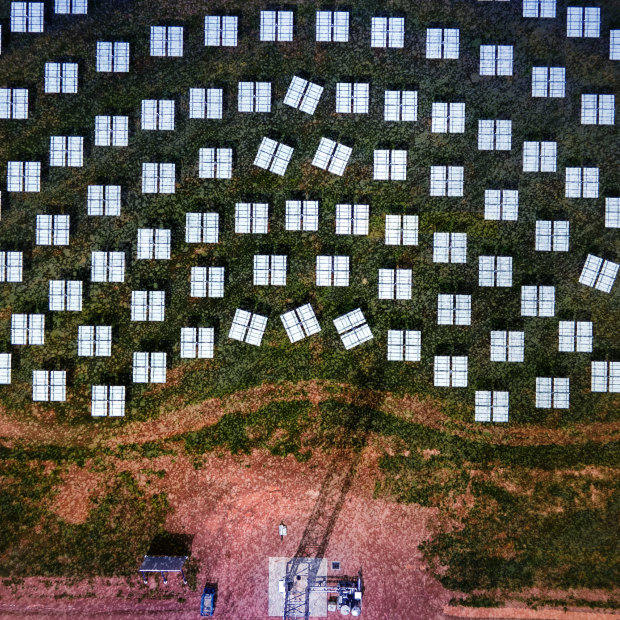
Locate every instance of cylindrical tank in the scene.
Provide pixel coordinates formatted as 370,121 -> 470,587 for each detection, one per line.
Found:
351,604 -> 361,617
340,604 -> 351,615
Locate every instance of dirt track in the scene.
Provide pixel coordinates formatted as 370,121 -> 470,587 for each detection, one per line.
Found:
1,380 -> 618,450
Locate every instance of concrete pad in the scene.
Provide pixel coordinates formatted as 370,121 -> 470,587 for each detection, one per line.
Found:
268,557 -> 328,617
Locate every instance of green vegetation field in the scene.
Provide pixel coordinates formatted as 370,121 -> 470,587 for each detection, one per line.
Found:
0,0 -> 618,610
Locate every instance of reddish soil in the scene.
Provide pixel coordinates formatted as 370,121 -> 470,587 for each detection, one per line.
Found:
0,443 -> 616,618
47,465 -> 102,524
0,445 -> 453,619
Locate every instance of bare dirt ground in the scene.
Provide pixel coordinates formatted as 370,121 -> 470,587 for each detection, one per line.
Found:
0,382 -> 618,618
0,445 -> 617,619
0,445 -> 453,619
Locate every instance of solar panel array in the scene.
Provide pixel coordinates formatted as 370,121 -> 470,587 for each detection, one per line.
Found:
0,4 -> 617,421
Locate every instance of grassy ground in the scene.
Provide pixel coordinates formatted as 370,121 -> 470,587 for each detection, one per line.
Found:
0,0 -> 618,609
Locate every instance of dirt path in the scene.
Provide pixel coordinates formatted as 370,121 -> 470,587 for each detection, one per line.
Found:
1,380 -> 619,450
444,606 -> 620,619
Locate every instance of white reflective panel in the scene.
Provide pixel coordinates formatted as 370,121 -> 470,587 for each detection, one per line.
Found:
7,161 -> 40,192
185,212 -> 219,243
478,120 -> 512,150
77,325 -> 111,357
281,304 -> 321,343
141,163 -> 175,194
285,200 -> 319,231
521,285 -> 555,316
377,269 -> 412,300
565,167 -> 599,198
44,62 -> 78,93
312,138 -> 352,176
270,143 -> 294,176
228,309 -> 250,342
426,28 -> 442,58
386,330 -> 421,362
385,214 -> 418,246
95,115 -> 128,147
536,377 -> 569,408
316,255 -> 349,287
579,254 -> 619,293
426,28 -> 459,59
591,361 -> 620,393
234,203 -> 268,234
229,310 -> 267,346
478,256 -> 512,287
567,6 -> 600,37
180,327 -> 214,359
433,232 -> 467,263
87,185 -> 121,216
91,251 -> 125,283
11,2 -> 44,32
150,26 -> 183,56
189,88 -> 223,120
207,267 -> 224,298
96,41 -> 129,72
475,391 -> 509,422
490,331 -> 525,362
434,356 -> 468,387
55,0 -> 87,14
484,189 -> 519,221
373,150 -> 407,180
336,83 -> 369,114
532,66 -> 565,97
50,136 -> 83,167
32,370 -> 66,402
253,255 -> 286,286
132,352 -> 149,383
131,290 -> 164,321
91,385 -> 125,417
284,77 -> 323,115
36,214 -> 70,246
190,267 -> 207,297
238,81 -> 272,112
316,10 -> 349,42
581,94 -> 615,125
523,141 -> 556,172
133,352 -> 166,384
333,309 -> 373,350
437,294 -> 471,326
0,252 -> 23,283
430,166 -> 464,196
151,352 -> 167,383
558,321 -> 592,353
612,30 -> 620,60
384,90 -> 417,121
523,0 -> 556,17
535,220 -> 570,252
480,45 -> 513,76
605,198 -> 620,228
141,100 -> 174,130
253,138 -> 293,176
199,148 -> 233,179
136,229 -> 171,259
431,102 -> 465,133
205,15 -> 238,46
335,204 -> 369,235
260,10 -> 294,42
370,16 -> 405,48
0,354 -> 11,385
11,314 -> 44,345
0,88 -> 29,119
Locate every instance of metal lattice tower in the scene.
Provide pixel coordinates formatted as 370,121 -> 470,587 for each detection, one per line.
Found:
282,451 -> 361,620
